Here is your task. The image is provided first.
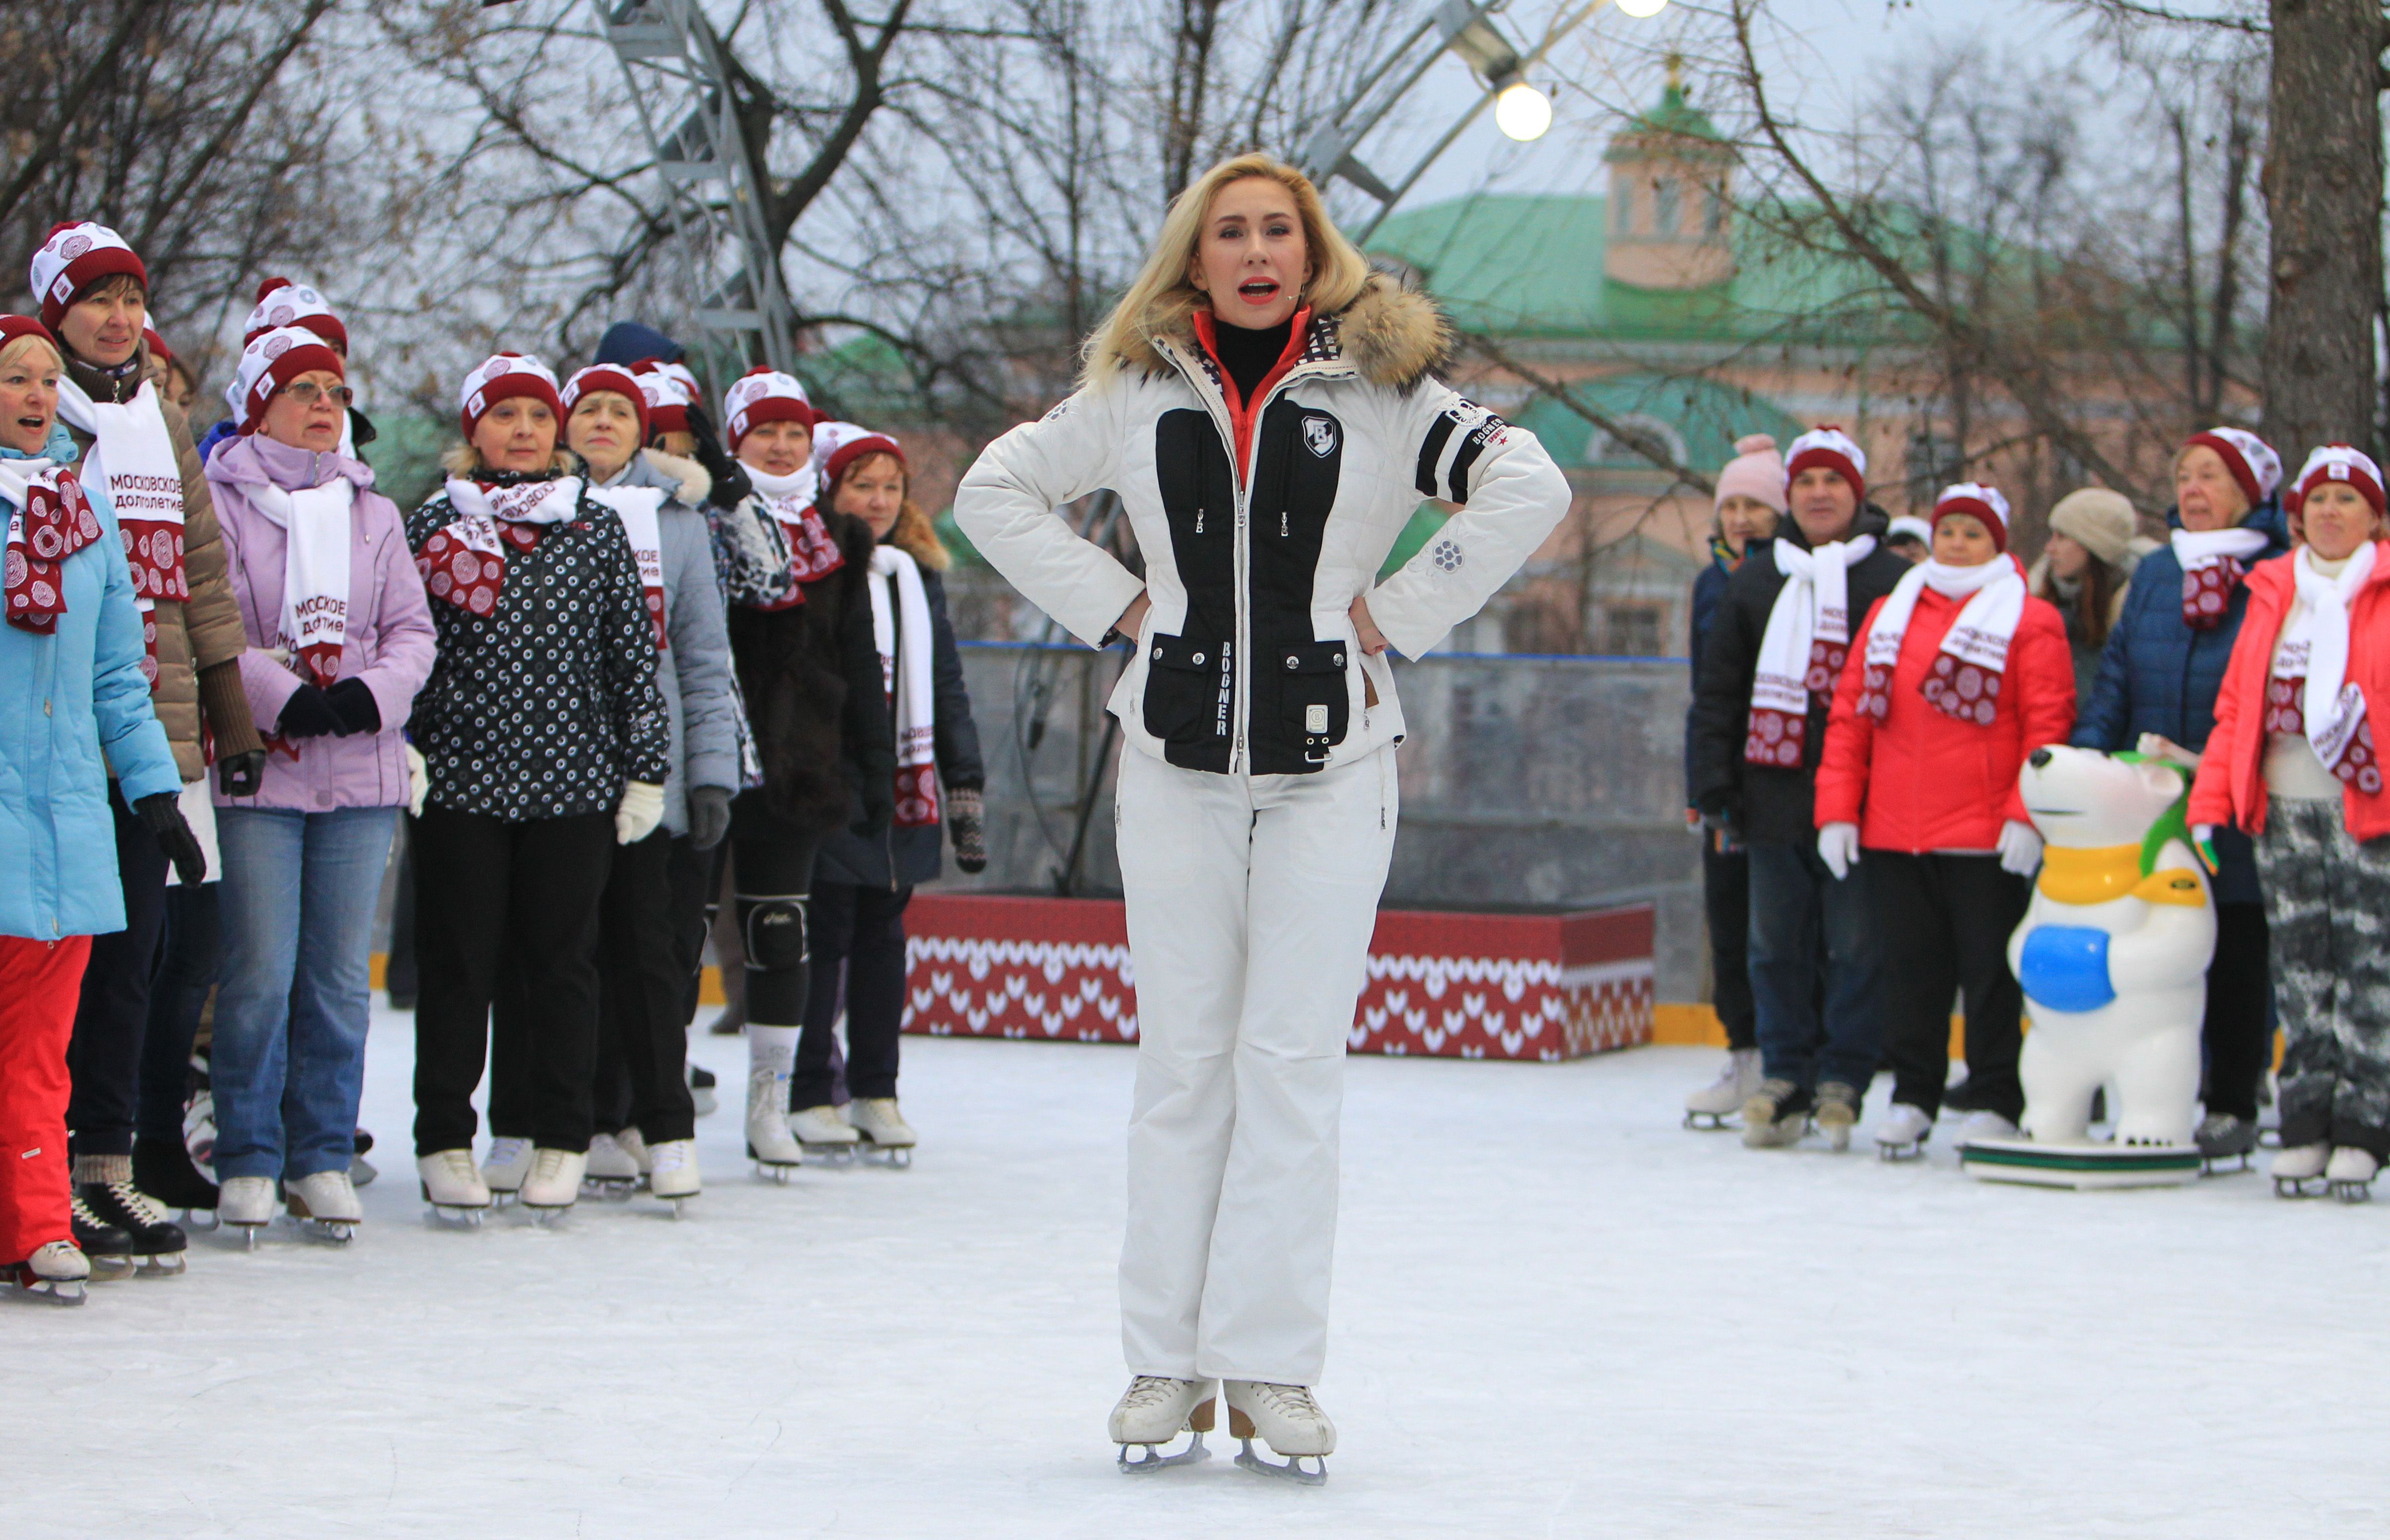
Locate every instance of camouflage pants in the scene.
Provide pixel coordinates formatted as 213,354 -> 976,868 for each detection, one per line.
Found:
2254,798 -> 2390,1156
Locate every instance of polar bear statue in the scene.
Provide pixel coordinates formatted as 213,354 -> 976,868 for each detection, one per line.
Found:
2002,746 -> 2216,1156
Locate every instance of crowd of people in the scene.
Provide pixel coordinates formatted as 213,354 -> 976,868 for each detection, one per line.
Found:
0,219 -> 987,1306
1683,423 -> 2390,1189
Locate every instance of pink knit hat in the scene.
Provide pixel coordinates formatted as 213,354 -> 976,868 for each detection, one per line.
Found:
1715,434 -> 1788,516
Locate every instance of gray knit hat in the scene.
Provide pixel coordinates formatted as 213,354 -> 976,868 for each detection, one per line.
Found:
2048,487 -> 2137,568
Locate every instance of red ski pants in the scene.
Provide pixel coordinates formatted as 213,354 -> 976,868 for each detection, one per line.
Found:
0,936 -> 92,1264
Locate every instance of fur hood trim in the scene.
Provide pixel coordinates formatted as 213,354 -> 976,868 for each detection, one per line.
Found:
639,446 -> 711,508
1101,274 -> 1450,392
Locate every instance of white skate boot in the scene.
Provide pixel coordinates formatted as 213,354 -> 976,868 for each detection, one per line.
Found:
1684,1047 -> 1761,1130
745,1026 -> 805,1181
519,1148 -> 587,1221
1875,1103 -> 1934,1161
1224,1380 -> 1334,1484
790,1104 -> 862,1163
848,1098 -> 917,1167
615,1126 -> 652,1181
2325,1146 -> 2379,1203
7,1240 -> 90,1306
647,1138 -> 700,1214
1960,1110 -> 2022,1143
1741,1079 -> 1811,1149
480,1137 -> 533,1207
417,1150 -> 492,1224
1813,1081 -> 1861,1153
1109,1375 -> 1216,1472
284,1169 -> 362,1243
2270,1141 -> 2329,1198
584,1133 -> 640,1199
219,1175 -> 278,1249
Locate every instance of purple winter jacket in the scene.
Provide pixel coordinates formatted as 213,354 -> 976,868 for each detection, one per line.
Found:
206,435 -> 436,812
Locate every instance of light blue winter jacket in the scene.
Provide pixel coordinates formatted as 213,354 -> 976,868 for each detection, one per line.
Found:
0,424 -> 182,940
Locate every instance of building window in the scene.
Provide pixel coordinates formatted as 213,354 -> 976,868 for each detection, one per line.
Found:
1704,183 -> 1724,238
1585,412 -> 1688,469
1604,603 -> 1665,657
1613,184 -> 1633,236
1655,177 -> 1680,237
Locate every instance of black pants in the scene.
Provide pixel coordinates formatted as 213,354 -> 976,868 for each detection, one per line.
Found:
797,882 -> 912,1107
385,815 -> 419,1006
411,806 -> 612,1156
1871,851 -> 2032,1121
2201,901 -> 2273,1121
138,881 -> 220,1145
67,782 -> 171,1157
730,791 -> 822,1031
1702,839 -> 1756,1051
494,829 -> 707,1145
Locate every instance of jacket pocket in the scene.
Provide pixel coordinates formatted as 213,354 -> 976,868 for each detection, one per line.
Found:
1269,638 -> 1351,766
1141,631 -> 1232,750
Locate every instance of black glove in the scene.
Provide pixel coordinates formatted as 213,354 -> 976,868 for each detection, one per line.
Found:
947,785 -> 987,874
1699,802 -> 1744,855
216,749 -> 267,799
851,772 -> 896,840
136,792 -> 207,886
324,677 -> 381,736
688,785 -> 732,851
274,684 -> 342,740
681,401 -> 753,511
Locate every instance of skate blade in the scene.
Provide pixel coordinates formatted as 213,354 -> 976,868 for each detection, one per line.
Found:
1876,1141 -> 1925,1161
522,1203 -> 574,1226
172,1208 -> 221,1232
1119,1431 -> 1210,1473
9,1275 -> 87,1306
133,1251 -> 188,1277
292,1219 -> 357,1244
2273,1176 -> 2327,1199
2330,1180 -> 2376,1204
581,1177 -> 640,1201
2200,1154 -> 2253,1176
862,1145 -> 913,1169
798,1142 -> 861,1166
658,1195 -> 695,1219
1682,1110 -> 1736,1131
746,1143 -> 801,1183
1234,1439 -> 1328,1485
84,1252 -> 136,1281
425,1206 -> 486,1228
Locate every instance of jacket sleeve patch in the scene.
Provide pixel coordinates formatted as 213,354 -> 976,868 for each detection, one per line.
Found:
1416,399 -> 1511,506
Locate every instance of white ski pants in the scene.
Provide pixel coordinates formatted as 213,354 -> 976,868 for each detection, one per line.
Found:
1114,742 -> 1398,1386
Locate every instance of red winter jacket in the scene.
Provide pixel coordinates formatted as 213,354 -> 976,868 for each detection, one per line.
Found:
2187,542 -> 2390,840
1813,582 -> 2077,851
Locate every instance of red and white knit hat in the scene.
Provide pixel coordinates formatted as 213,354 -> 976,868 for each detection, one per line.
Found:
1784,426 -> 1867,503
629,358 -> 698,435
458,352 -> 564,440
724,367 -> 815,451
2183,426 -> 2281,507
226,325 -> 345,435
30,221 -> 146,330
812,420 -> 905,494
1932,482 -> 2012,551
242,277 -> 349,352
0,314 -> 59,359
2288,445 -> 2386,519
562,364 -> 651,444
141,327 -> 173,367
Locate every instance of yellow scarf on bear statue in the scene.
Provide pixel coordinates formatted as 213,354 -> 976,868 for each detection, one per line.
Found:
2036,843 -> 2205,907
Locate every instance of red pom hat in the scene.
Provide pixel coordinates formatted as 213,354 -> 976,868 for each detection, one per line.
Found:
0,314 -> 60,359
141,327 -> 173,367
227,325 -> 345,435
1931,481 -> 2012,552
458,352 -> 564,441
2288,445 -> 2386,519
812,420 -> 905,496
723,367 -> 815,452
562,364 -> 652,445
242,277 -> 349,353
630,358 -> 698,435
2182,426 -> 2281,508
29,221 -> 147,330
1784,425 -> 1867,503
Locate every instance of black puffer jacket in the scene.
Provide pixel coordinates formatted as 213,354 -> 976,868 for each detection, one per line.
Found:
1687,506 -> 1910,846
723,509 -> 894,838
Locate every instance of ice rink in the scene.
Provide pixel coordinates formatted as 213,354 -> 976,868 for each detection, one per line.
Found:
7,1012 -> 2388,1539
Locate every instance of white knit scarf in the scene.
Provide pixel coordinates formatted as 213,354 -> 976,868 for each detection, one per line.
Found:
56,374 -> 185,682
1744,534 -> 1876,767
413,475 -> 583,617
1856,554 -> 2027,726
588,481 -> 669,649
2269,542 -> 2380,786
245,468 -> 356,688
868,544 -> 940,827
2173,525 -> 2270,630
746,464 -> 846,595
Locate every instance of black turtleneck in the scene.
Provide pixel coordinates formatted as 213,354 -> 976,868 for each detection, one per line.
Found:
1209,316 -> 1292,407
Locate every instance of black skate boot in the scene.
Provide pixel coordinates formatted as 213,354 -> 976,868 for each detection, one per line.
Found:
76,1157 -> 188,1278
135,1134 -> 220,1229
71,1193 -> 136,1282
1741,1079 -> 1815,1149
2194,1113 -> 2257,1175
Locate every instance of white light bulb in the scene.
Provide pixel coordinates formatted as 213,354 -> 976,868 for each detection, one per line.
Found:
1494,82 -> 1553,142
1616,0 -> 1668,17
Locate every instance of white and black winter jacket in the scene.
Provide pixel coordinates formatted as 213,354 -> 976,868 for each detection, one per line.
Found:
955,277 -> 1570,775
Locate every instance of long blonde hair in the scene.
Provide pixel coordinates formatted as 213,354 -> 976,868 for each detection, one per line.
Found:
1079,154 -> 1373,387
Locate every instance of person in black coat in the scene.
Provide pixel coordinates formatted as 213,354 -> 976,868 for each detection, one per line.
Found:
794,425 -> 988,1158
1687,428 -> 1909,1148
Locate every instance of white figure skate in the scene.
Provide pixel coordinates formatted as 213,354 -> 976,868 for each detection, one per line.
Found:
790,1104 -> 862,1164
1109,1376 -> 1216,1472
745,1027 -> 805,1181
1223,1380 -> 1333,1484
284,1169 -> 362,1243
1684,1048 -> 1761,1131
583,1133 -> 641,1199
480,1137 -> 533,1208
1740,1079 -> 1811,1149
7,1241 -> 90,1306
647,1138 -> 700,1216
219,1175 -> 277,1249
2325,1146 -> 2379,1204
2270,1142 -> 2329,1198
1875,1103 -> 1934,1161
847,1098 -> 916,1168
519,1148 -> 587,1223
417,1150 -> 492,1225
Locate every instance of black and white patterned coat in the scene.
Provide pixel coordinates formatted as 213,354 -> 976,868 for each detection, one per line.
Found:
404,481 -> 672,821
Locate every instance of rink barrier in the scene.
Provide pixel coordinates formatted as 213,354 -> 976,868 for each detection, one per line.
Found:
896,893 -> 1655,1061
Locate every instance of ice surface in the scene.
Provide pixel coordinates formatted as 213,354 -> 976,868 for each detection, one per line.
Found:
6,1018 -> 2388,1538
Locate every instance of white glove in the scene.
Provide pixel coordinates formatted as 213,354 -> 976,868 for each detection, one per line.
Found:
403,742 -> 428,819
1997,819 -> 2044,877
1817,822 -> 1861,881
616,780 -> 665,845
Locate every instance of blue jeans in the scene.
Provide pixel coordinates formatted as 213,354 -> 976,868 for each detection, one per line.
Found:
1746,839 -> 1884,1094
211,805 -> 397,1181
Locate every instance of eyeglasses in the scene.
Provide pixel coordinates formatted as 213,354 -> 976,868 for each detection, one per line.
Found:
281,382 -> 354,407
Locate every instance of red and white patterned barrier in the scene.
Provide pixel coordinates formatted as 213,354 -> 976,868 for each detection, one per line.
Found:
902,893 -> 1653,1062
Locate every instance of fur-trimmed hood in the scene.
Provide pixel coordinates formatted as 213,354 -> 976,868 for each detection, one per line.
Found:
634,446 -> 711,508
1096,274 -> 1451,393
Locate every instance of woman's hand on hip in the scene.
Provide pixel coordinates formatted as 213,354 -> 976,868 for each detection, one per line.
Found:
1350,594 -> 1389,656
1113,590 -> 1151,646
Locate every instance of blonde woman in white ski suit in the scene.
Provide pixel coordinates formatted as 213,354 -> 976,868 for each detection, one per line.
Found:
953,153 -> 1570,1478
